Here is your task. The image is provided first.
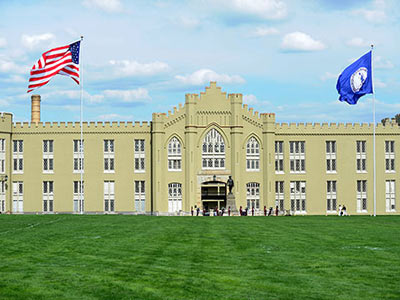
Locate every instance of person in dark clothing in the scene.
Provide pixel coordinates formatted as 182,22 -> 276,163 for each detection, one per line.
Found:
264,206 -> 267,216
191,206 -> 194,216
268,207 -> 273,216
251,206 -> 255,216
239,206 -> 243,216
275,206 -> 279,216
196,207 -> 200,216
228,206 -> 231,216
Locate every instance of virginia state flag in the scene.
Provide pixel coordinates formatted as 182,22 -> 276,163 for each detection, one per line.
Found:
336,51 -> 373,105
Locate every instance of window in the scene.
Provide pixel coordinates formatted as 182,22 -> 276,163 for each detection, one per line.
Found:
73,181 -> 84,213
104,140 -> 115,173
327,181 -> 337,212
0,181 -> 5,213
43,181 -> 54,212
289,141 -> 305,173
12,181 -> 23,213
104,181 -> 115,212
356,141 -> 366,172
168,183 -> 182,213
43,140 -> 54,173
275,141 -> 284,173
134,139 -> 145,172
385,141 -> 395,173
386,180 -> 395,212
246,182 -> 260,209
168,137 -> 181,171
73,140 -> 84,173
275,181 -> 284,212
135,181 -> 145,212
326,141 -> 336,173
202,129 -> 225,170
246,137 -> 260,171
0,139 -> 5,174
290,181 -> 306,213
357,180 -> 367,212
13,140 -> 23,173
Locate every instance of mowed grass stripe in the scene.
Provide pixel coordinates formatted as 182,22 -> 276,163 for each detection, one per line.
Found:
0,215 -> 399,299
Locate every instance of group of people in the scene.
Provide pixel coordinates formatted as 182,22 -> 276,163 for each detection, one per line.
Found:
338,205 -> 348,216
190,205 -> 283,216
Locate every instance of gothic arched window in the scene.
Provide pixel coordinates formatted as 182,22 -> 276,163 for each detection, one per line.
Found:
246,137 -> 260,171
202,129 -> 225,170
168,137 -> 182,171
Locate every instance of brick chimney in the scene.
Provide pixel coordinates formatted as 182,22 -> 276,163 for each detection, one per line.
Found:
31,95 -> 41,123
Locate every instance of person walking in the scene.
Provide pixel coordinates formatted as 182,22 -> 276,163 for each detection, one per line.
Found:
196,207 -> 200,216
275,206 -> 279,216
239,206 -> 243,216
191,206 -> 194,216
228,206 -> 231,216
264,206 -> 267,216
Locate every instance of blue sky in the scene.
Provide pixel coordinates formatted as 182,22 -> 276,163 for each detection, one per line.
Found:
0,0 -> 399,123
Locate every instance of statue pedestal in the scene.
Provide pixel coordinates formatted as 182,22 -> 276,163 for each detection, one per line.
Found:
226,193 -> 237,213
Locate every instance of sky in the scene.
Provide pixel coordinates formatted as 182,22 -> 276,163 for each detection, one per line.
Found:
0,0 -> 399,123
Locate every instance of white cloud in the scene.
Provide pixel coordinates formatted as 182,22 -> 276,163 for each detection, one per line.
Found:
321,72 -> 338,81
281,32 -> 326,52
82,0 -> 123,13
374,56 -> 394,69
97,113 -> 134,121
103,88 -> 151,102
109,60 -> 170,76
223,0 -> 288,20
252,26 -> 279,37
346,37 -> 370,48
353,0 -> 387,23
21,33 -> 55,50
175,69 -> 245,86
0,37 -> 7,48
0,57 -> 28,74
243,94 -> 258,104
177,16 -> 201,29
2,75 -> 26,83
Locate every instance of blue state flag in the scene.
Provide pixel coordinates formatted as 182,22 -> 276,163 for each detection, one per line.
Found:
336,51 -> 373,105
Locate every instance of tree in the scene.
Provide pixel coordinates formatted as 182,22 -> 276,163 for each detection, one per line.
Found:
395,114 -> 400,126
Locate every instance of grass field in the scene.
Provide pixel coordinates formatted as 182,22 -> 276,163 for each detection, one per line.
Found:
0,215 -> 399,299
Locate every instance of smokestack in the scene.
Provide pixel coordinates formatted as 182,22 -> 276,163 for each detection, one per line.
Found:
31,95 -> 41,123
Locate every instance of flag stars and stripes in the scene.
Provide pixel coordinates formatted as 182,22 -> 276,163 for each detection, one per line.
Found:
27,41 -> 81,93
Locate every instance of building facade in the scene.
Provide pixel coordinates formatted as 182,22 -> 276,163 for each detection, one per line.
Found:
0,82 -> 398,215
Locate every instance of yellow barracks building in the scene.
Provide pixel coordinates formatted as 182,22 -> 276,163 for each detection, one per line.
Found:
0,82 -> 398,215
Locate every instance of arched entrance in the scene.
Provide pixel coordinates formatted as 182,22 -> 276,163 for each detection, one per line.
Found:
201,180 -> 226,210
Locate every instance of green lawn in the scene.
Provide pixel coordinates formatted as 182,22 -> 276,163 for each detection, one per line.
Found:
0,215 -> 399,299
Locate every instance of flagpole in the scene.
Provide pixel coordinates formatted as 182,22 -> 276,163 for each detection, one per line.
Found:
371,44 -> 376,217
79,36 -> 84,214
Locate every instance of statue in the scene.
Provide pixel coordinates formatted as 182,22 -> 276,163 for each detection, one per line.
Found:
227,176 -> 234,194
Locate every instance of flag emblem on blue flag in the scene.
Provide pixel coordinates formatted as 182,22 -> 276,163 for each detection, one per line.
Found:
336,51 -> 373,105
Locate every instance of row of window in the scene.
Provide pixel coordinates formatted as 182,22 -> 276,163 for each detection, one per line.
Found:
275,140 -> 396,174
1,138 -> 397,175
7,180 -> 146,213
7,139 -> 146,174
275,180 -> 396,213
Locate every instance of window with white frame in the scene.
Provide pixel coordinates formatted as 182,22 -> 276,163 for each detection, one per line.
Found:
202,129 -> 225,170
386,180 -> 395,212
104,181 -> 115,212
385,141 -> 395,173
104,140 -> 115,173
134,139 -> 145,172
356,141 -> 366,172
326,141 -> 336,173
73,140 -> 84,173
0,181 -> 5,213
289,141 -> 305,173
168,137 -> 181,171
12,181 -> 23,213
43,140 -> 54,173
275,181 -> 284,212
43,181 -> 54,213
168,183 -> 182,213
357,180 -> 367,212
135,180 -> 145,212
246,182 -> 260,209
327,181 -> 337,212
290,181 -> 306,213
0,139 -> 5,174
13,140 -> 23,174
275,141 -> 284,173
246,137 -> 260,171
73,181 -> 84,213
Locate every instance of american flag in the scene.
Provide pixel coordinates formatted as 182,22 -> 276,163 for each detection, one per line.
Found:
27,41 -> 80,93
